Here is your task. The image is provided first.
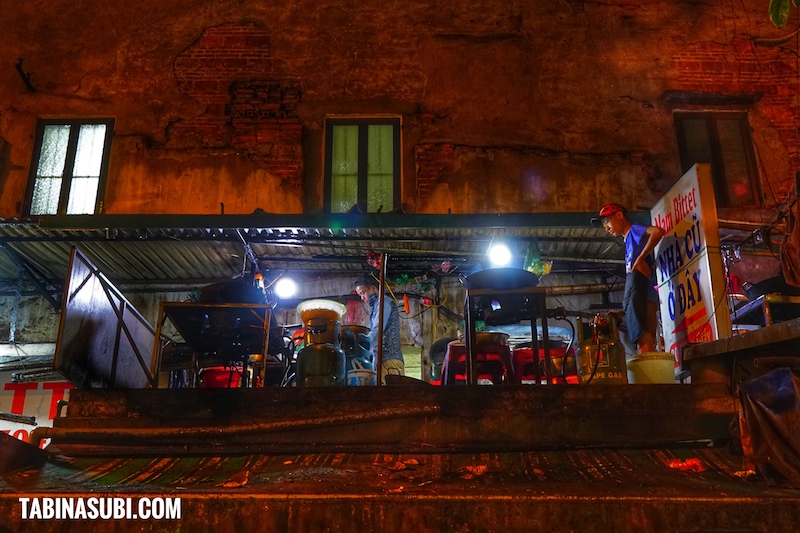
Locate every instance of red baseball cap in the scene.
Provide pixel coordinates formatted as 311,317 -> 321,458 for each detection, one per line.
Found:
591,203 -> 626,226
598,203 -> 625,217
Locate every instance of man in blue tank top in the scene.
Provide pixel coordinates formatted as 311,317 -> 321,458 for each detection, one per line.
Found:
597,203 -> 664,354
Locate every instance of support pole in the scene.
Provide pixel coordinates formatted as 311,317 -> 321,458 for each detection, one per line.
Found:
376,253 -> 389,385
464,292 -> 476,385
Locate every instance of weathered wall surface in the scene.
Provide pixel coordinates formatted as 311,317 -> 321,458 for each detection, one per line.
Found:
0,296 -> 60,343
0,291 -> 188,345
0,1 -> 796,217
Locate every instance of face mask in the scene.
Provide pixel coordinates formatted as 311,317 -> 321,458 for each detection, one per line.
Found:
368,293 -> 378,306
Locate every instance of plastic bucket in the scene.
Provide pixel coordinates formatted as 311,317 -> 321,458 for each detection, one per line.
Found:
346,359 -> 377,386
626,352 -> 676,384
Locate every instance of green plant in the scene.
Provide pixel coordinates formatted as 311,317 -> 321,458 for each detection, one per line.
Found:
770,0 -> 798,28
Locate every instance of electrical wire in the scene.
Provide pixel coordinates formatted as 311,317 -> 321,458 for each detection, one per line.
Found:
753,140 -> 781,207
368,272 -> 400,302
558,318 -> 577,383
401,304 -> 433,321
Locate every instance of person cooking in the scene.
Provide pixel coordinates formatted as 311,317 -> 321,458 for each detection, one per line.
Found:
354,275 -> 404,384
596,203 -> 664,354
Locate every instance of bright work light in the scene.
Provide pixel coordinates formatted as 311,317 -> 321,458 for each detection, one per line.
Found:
274,277 -> 297,299
488,243 -> 512,267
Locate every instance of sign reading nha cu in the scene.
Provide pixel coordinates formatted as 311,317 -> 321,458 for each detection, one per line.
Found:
650,164 -> 731,366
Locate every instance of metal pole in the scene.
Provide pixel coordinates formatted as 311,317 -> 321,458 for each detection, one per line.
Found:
258,305 -> 271,388
541,293 -> 552,384
376,253 -> 389,385
531,306 -> 541,385
151,302 -> 166,390
464,292 -> 476,385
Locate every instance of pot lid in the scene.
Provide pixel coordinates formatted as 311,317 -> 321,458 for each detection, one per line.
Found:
296,299 -> 347,322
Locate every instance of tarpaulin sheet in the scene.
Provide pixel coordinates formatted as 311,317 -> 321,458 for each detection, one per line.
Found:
739,367 -> 800,486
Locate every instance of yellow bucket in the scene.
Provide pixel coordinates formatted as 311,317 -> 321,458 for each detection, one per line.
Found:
626,352 -> 676,384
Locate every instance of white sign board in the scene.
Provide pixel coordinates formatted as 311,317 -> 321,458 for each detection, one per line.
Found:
0,372 -> 74,447
650,164 -> 731,365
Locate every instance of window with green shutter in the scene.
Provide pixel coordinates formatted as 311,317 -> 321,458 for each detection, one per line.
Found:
324,118 -> 401,213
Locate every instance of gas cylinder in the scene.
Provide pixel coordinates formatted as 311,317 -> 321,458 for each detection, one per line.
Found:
576,315 -> 628,384
303,318 -> 341,345
339,325 -> 374,385
340,325 -> 370,360
296,343 -> 346,387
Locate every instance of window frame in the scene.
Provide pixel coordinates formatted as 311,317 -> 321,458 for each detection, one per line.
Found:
323,117 -> 401,214
674,111 -> 761,208
23,118 -> 115,216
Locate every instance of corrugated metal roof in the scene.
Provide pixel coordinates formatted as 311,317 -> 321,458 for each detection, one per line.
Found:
0,214 -> 627,297
0,211 -> 771,300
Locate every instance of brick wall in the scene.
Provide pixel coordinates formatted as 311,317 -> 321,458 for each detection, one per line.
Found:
415,143 -> 456,205
170,23 -> 303,185
674,37 -> 798,198
230,82 -> 302,144
230,81 -> 303,186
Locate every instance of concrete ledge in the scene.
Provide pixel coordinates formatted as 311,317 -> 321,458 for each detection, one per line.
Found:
44,384 -> 737,455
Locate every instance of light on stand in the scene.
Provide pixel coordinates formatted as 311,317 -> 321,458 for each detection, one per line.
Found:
488,243 -> 512,267
274,277 -> 297,299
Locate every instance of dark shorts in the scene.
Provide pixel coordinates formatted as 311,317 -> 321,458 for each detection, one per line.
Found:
623,271 -> 658,344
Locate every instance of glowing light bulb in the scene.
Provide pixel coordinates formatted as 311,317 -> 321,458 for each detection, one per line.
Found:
488,244 -> 512,267
274,277 -> 297,298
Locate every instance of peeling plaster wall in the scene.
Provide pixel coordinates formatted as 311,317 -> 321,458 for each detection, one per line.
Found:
0,1 -> 797,217
0,296 -> 59,343
0,291 -> 188,346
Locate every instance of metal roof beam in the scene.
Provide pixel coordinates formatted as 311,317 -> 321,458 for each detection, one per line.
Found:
33,212 -> 652,231
0,242 -> 61,310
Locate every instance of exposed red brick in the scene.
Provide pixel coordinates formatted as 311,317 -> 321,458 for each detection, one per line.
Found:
415,143 -> 458,204
170,25 -> 302,183
674,38 -> 800,183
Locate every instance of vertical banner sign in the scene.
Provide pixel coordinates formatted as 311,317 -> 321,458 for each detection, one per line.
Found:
650,164 -> 731,367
